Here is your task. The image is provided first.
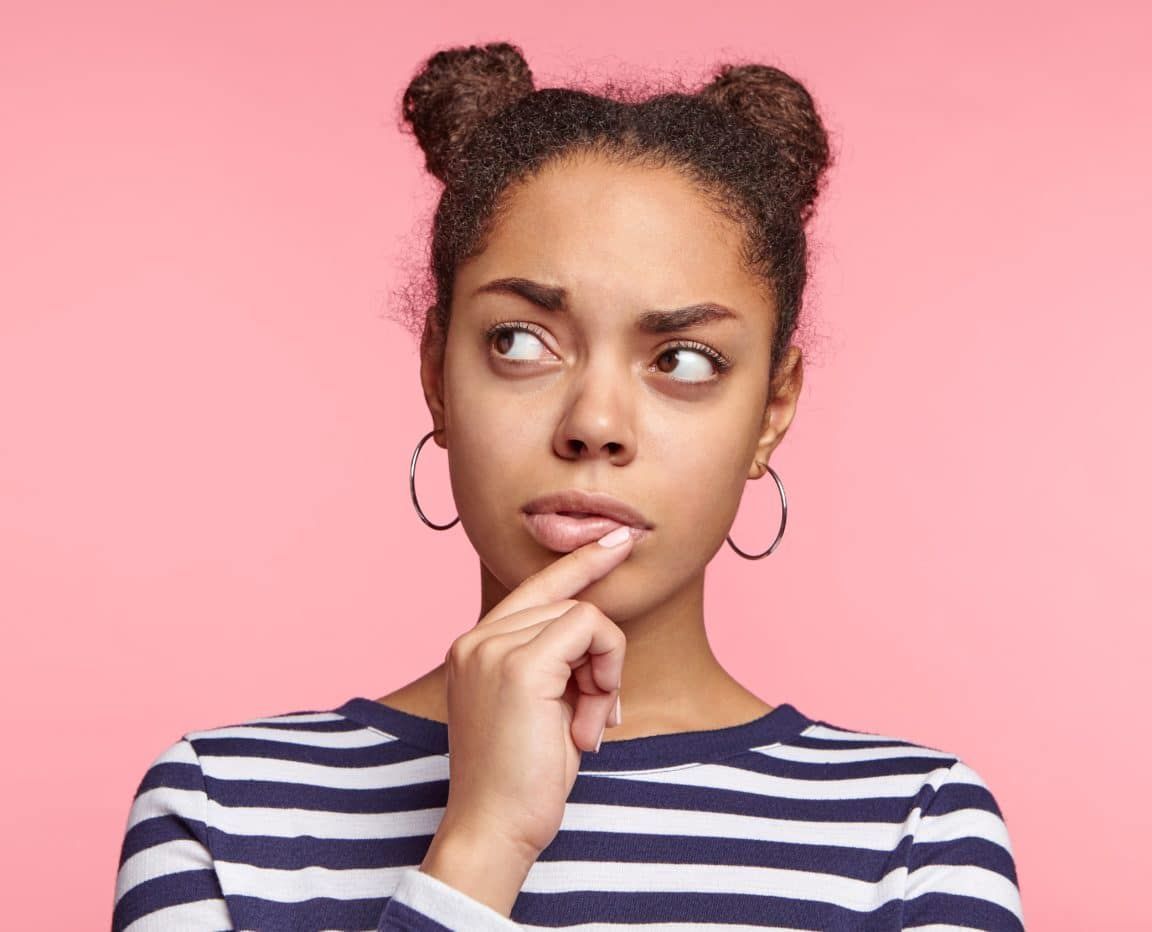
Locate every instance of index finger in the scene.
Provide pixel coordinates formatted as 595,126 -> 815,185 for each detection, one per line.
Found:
481,525 -> 639,626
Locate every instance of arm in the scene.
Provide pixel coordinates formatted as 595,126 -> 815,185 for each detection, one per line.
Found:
903,761 -> 1024,931
114,737 -> 527,931
112,738 -> 234,931
377,826 -> 531,930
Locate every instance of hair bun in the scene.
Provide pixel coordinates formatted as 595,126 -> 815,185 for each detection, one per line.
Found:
698,64 -> 832,218
401,42 -> 536,183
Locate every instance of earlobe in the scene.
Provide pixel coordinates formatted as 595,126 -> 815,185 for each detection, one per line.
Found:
749,459 -> 771,480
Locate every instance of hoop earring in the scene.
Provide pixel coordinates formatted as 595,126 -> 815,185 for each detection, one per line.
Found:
410,429 -> 459,530
725,464 -> 788,559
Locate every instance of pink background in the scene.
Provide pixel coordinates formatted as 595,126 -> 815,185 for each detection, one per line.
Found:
3,2 -> 1148,928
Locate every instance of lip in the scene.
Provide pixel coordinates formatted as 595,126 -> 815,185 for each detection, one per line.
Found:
521,489 -> 653,554
523,489 -> 652,528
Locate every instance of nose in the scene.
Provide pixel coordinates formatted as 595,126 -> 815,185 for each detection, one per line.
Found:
552,354 -> 636,465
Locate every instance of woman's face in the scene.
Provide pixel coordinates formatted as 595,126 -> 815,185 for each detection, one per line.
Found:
422,152 -> 802,618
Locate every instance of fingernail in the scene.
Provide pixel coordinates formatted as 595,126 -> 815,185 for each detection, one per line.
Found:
609,694 -> 622,728
598,526 -> 631,547
595,722 -> 605,752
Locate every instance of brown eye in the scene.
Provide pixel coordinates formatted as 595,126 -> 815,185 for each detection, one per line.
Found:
655,347 -> 723,383
488,323 -> 550,361
494,330 -> 515,355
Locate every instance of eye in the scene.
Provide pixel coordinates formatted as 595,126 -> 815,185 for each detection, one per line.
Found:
654,343 -> 731,384
485,322 -> 731,385
486,322 -> 552,361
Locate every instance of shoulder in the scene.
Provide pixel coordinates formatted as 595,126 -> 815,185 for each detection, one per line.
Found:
778,713 -> 1022,924
195,701 -> 389,756
128,704 -> 378,790
128,705 -> 421,806
784,713 -> 989,779
182,704 -> 370,748
762,711 -> 1017,853
774,712 -> 1024,924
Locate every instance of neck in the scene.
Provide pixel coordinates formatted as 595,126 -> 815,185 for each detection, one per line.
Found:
375,560 -> 771,739
472,558 -> 770,738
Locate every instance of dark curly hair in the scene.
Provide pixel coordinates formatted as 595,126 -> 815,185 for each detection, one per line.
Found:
393,41 -> 834,396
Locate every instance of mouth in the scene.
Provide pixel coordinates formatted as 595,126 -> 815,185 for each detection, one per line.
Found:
521,512 -> 649,553
521,489 -> 653,554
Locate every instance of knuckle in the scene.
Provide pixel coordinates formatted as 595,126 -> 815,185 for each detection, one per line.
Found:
566,600 -> 600,621
472,635 -> 504,665
445,634 -> 472,666
500,648 -> 534,684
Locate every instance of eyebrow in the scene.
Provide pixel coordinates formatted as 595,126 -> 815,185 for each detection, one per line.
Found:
471,277 -> 741,333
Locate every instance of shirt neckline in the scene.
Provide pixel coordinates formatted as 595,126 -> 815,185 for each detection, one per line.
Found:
334,696 -> 812,771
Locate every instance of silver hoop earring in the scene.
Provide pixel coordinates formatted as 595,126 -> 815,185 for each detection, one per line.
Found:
410,429 -> 459,530
725,464 -> 788,560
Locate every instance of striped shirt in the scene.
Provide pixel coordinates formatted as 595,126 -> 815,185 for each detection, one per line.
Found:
113,697 -> 1023,930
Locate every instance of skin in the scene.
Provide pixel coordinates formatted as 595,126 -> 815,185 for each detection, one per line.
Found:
378,150 -> 804,741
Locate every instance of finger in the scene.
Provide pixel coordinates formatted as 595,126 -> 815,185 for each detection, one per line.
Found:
570,657 -> 600,700
450,602 -> 579,665
568,681 -> 618,752
493,621 -> 620,753
517,603 -> 625,750
571,658 -> 620,736
467,600 -> 580,640
475,610 -> 623,752
478,607 -> 623,699
480,528 -> 638,628
527,603 -> 624,695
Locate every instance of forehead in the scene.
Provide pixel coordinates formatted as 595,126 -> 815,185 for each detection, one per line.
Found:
457,153 -> 771,320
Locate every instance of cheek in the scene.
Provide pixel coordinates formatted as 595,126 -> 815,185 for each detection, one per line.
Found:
649,425 -> 746,519
445,422 -> 537,528
654,465 -> 745,556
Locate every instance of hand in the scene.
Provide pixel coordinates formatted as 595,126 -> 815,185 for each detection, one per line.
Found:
436,526 -> 635,865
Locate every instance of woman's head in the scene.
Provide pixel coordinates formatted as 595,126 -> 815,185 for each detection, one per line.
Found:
402,43 -> 831,385
397,42 -> 833,617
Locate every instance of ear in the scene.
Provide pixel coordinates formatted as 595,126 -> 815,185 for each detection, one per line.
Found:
749,344 -> 803,479
419,313 -> 449,449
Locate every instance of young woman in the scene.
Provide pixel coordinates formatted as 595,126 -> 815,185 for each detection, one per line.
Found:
112,42 -> 1023,931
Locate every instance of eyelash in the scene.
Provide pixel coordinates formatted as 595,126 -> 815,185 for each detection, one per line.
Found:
483,320 -> 733,381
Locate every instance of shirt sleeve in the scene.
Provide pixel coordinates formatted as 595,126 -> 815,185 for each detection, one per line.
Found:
113,737 -> 520,931
377,866 -> 523,930
112,737 -> 235,931
903,760 -> 1024,931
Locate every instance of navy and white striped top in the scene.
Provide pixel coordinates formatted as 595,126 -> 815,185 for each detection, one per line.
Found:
113,697 -> 1023,930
